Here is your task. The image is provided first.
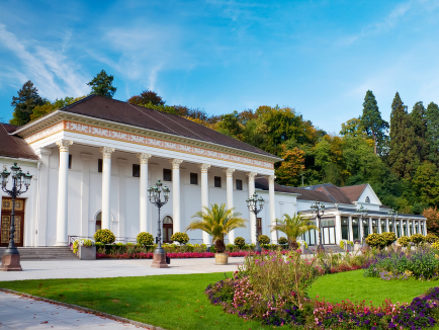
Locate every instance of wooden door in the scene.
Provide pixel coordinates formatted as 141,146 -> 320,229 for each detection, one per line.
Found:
163,216 -> 173,243
1,198 -> 25,247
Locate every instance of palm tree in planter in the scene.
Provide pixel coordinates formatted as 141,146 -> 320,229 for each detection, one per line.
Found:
187,203 -> 246,264
271,213 -> 317,250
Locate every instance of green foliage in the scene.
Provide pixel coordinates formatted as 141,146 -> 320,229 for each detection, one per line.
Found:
278,236 -> 288,246
187,204 -> 245,253
128,90 -> 165,106
272,213 -> 316,249
233,236 -> 246,249
365,233 -> 386,249
94,229 -> 116,244
381,232 -> 397,246
410,234 -> 425,246
170,232 -> 190,244
425,233 -> 439,244
398,236 -> 411,247
87,69 -> 117,97
30,96 -> 79,121
257,234 -> 270,245
10,80 -> 46,126
136,232 -> 154,247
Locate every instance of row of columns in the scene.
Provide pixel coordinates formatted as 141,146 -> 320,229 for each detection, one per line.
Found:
54,140 -> 276,246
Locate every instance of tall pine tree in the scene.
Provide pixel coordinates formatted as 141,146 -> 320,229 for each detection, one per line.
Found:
410,101 -> 428,163
87,70 -> 117,98
388,92 -> 418,179
426,102 -> 439,166
10,80 -> 45,126
360,90 -> 389,155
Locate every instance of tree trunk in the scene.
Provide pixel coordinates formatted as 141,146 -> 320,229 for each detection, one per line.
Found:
288,239 -> 299,250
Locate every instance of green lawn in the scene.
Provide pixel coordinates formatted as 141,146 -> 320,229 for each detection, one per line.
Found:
308,269 -> 439,306
1,270 -> 439,329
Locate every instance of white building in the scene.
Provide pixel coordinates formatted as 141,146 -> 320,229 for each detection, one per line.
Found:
0,95 -> 427,248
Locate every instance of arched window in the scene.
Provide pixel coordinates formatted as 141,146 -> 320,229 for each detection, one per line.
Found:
163,216 -> 173,243
95,211 -> 102,232
365,196 -> 370,203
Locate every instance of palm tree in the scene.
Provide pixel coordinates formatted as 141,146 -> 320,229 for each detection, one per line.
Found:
187,203 -> 246,253
271,213 -> 317,250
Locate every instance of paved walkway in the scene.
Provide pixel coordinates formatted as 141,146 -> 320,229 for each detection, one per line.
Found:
0,258 -> 245,329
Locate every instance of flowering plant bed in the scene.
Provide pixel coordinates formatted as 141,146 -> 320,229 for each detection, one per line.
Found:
96,251 -> 251,259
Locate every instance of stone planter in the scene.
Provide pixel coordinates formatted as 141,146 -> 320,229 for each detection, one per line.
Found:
79,246 -> 96,260
215,253 -> 228,265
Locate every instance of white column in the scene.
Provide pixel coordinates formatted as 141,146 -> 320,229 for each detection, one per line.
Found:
385,218 -> 390,232
117,158 -> 128,242
226,168 -> 235,243
268,175 -> 277,244
80,153 -> 92,238
348,215 -> 353,241
200,164 -> 211,244
335,213 -> 342,245
359,217 -> 364,241
248,172 -> 257,245
35,149 -> 51,246
368,217 -> 373,234
101,147 -> 115,230
171,159 -> 183,233
412,220 -> 416,234
139,153 -> 151,233
407,219 -> 411,236
423,220 -> 427,235
55,140 -> 72,246
418,220 -> 422,234
378,218 -> 382,234
400,219 -> 404,236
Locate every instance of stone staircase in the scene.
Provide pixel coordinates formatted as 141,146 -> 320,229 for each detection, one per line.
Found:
0,247 -> 77,260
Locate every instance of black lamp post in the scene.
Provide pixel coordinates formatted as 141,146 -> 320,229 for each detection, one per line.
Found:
246,192 -> 264,253
1,163 -> 32,271
358,205 -> 368,245
147,180 -> 170,268
311,201 -> 325,252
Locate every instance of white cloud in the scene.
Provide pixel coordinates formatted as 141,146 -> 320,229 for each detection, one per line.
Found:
0,23 -> 88,100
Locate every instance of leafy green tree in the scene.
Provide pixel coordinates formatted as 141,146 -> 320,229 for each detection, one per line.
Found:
128,90 -> 165,106
10,80 -> 46,126
312,135 -> 344,185
410,101 -> 428,162
340,117 -> 366,138
187,203 -> 245,253
412,161 -> 439,206
87,70 -> 117,97
388,92 -> 418,179
426,102 -> 439,166
271,213 -> 316,249
360,90 -> 389,155
215,111 -> 244,138
30,97 -> 77,121
276,147 -> 305,186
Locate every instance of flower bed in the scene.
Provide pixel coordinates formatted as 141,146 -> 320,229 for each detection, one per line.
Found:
96,251 -> 251,259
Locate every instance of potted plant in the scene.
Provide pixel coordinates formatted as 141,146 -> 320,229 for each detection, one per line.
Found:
271,213 -> 316,250
73,239 -> 96,260
187,203 -> 245,265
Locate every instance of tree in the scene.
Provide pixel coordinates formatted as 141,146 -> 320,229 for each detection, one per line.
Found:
423,207 -> 439,236
426,102 -> 439,166
215,111 -> 244,138
30,97 -> 76,121
340,117 -> 366,138
87,70 -> 116,97
276,147 -> 305,186
360,90 -> 389,155
271,213 -> 316,249
410,101 -> 428,162
186,203 -> 245,253
412,161 -> 439,207
128,90 -> 165,106
388,92 -> 418,179
10,80 -> 46,126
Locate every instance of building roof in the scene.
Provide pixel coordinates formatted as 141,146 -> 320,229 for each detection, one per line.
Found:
56,95 -> 277,159
339,184 -> 367,202
0,123 -> 38,160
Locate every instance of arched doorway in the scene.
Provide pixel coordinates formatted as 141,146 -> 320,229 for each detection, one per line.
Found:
163,216 -> 173,243
95,211 -> 102,232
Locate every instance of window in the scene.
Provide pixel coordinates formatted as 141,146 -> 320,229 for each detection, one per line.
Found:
68,154 -> 72,169
190,172 -> 198,185
214,176 -> 221,188
163,216 -> 173,243
132,164 -> 140,177
163,168 -> 172,181
236,179 -> 243,190
341,217 -> 349,240
98,159 -> 103,173
365,196 -> 370,203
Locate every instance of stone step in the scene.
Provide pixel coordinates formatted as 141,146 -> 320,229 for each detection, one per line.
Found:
0,247 -> 77,260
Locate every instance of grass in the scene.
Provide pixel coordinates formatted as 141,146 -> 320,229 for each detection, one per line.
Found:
0,273 -> 268,330
1,270 -> 439,329
308,269 -> 439,306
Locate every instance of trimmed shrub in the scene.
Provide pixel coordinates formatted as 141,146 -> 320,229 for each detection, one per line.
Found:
426,233 -> 438,243
257,234 -> 270,245
94,229 -> 116,244
234,236 -> 246,249
398,236 -> 411,247
278,236 -> 288,246
136,232 -> 154,247
410,233 -> 425,246
365,233 -> 386,249
381,232 -> 397,247
170,232 -> 190,245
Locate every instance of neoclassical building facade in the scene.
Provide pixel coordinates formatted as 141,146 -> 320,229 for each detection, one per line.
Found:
0,95 -> 427,248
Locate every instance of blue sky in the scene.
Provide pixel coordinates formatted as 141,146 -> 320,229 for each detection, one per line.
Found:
1,0 -> 439,134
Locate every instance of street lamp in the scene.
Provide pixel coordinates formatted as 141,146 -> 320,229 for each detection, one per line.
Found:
147,180 -> 170,268
246,192 -> 264,253
1,163 -> 32,271
311,201 -> 325,252
357,205 -> 368,245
